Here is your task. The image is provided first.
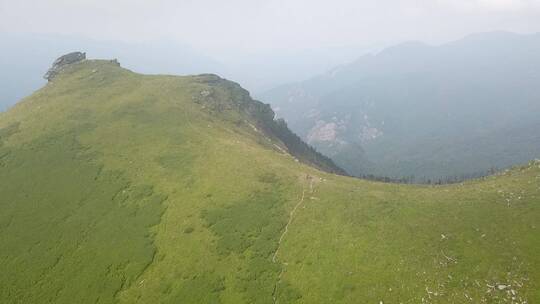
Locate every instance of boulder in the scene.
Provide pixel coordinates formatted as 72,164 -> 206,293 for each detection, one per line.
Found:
44,52 -> 86,81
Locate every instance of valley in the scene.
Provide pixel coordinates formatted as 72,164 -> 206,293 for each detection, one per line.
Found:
261,32 -> 540,181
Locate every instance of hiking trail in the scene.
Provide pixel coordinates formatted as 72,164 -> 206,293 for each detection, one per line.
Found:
272,174 -> 314,303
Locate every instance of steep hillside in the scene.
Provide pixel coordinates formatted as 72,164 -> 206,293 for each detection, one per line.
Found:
261,31 -> 540,180
1,58 -> 539,303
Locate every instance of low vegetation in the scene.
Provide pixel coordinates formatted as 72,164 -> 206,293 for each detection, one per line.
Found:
0,60 -> 538,303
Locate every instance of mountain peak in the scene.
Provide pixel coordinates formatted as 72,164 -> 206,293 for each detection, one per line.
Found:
43,52 -> 122,82
38,55 -> 346,175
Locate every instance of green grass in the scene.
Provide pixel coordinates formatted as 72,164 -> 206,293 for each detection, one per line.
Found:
0,60 -> 539,303
0,132 -> 165,303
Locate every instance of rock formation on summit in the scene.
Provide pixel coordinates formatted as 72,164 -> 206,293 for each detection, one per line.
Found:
44,52 -> 86,81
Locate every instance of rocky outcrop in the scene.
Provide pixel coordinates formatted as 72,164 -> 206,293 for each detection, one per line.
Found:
44,52 -> 86,81
192,74 -> 347,175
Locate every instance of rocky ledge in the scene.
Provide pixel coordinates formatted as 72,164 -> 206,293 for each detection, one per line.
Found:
44,52 -> 86,81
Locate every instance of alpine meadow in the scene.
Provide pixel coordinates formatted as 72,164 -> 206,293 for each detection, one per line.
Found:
2,1 -> 540,303
1,59 -> 539,303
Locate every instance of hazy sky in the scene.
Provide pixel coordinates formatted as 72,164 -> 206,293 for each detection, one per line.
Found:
2,0 -> 540,58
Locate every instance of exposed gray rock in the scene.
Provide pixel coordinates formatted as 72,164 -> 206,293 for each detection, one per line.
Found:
44,52 -> 86,81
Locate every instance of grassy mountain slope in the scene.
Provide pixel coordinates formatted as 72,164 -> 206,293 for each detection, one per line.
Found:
1,60 -> 539,303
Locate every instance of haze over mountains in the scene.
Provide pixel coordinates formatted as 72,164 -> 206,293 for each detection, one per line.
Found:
262,31 -> 540,180
3,31 -> 539,180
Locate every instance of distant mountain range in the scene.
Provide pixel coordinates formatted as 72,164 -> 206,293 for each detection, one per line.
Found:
261,31 -> 540,180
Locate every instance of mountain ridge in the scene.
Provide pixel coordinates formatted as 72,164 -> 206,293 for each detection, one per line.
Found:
1,57 -> 539,303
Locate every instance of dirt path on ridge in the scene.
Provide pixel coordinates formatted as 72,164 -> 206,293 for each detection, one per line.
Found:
272,174 -> 315,303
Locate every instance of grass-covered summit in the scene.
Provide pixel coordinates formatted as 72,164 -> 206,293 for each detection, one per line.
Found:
1,59 -> 539,303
